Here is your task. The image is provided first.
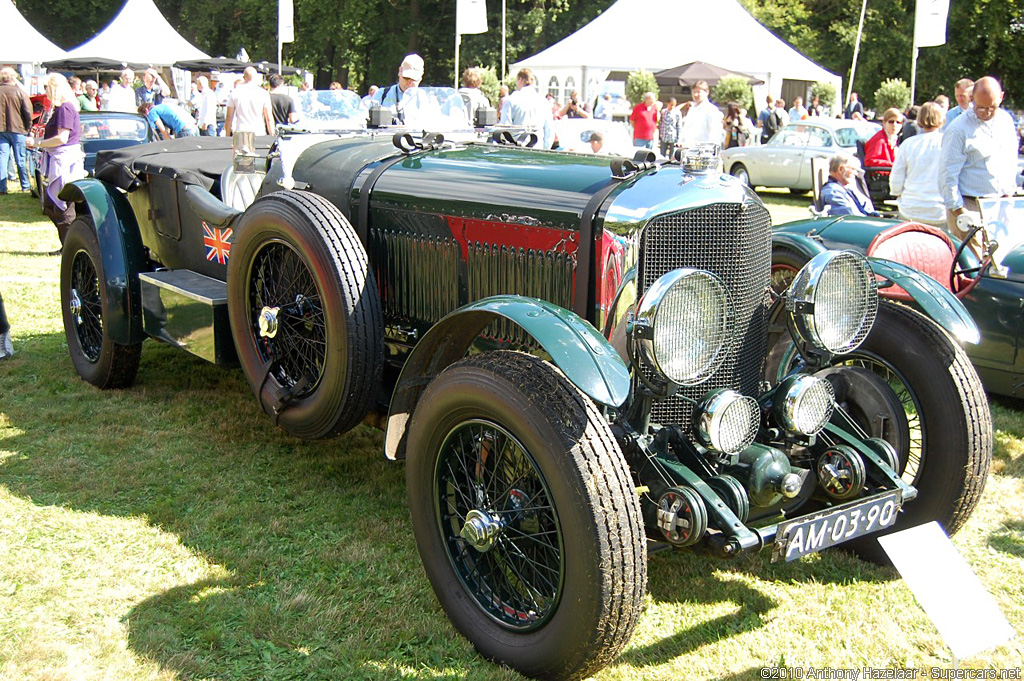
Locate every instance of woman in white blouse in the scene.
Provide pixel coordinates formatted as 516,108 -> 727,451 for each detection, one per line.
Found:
889,101 -> 946,227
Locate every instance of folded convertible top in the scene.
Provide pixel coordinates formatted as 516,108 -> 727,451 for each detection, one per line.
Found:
93,136 -> 276,192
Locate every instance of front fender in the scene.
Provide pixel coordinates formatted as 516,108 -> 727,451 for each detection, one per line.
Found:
868,258 -> 980,344
384,295 -> 631,460
60,179 -> 147,344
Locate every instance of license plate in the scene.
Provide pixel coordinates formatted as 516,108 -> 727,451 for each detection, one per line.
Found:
773,490 -> 903,562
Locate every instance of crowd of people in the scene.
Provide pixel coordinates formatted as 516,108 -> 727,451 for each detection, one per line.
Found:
818,75 -> 1020,244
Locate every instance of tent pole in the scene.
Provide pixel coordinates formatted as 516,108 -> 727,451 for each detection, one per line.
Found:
846,0 -> 868,108
455,34 -> 460,89
501,0 -> 506,79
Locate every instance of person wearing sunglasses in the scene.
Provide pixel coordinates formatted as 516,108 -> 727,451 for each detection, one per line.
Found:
864,108 -> 903,168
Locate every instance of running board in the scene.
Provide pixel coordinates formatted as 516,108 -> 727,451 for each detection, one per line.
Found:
139,270 -> 237,365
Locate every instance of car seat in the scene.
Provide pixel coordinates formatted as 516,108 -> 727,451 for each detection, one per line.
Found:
220,164 -> 266,211
865,221 -> 968,299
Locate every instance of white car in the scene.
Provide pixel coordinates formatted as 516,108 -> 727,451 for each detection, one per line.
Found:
722,118 -> 879,192
550,118 -> 639,156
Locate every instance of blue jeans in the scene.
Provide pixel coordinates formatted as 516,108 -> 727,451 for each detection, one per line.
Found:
0,132 -> 31,192
633,138 -> 653,149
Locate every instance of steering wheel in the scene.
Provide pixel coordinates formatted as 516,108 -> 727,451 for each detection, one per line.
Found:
950,224 -> 990,296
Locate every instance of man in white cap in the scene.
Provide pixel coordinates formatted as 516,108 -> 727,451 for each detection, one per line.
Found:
373,54 -> 424,110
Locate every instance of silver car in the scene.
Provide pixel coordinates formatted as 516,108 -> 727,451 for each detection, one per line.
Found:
722,118 -> 879,192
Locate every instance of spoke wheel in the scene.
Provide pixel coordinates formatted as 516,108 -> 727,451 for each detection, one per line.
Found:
436,419 -> 563,630
247,239 -> 326,399
227,191 -> 382,440
767,301 -> 991,563
69,250 -> 104,363
60,217 -> 141,388
406,351 -> 646,680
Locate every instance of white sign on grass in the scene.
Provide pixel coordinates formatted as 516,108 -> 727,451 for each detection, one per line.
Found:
878,521 -> 1015,660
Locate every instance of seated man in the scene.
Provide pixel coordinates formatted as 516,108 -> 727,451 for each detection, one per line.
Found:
820,153 -> 879,217
138,102 -> 199,140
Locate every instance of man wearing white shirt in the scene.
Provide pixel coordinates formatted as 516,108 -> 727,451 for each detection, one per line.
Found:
499,68 -> 553,149
106,69 -> 138,113
938,76 -> 1018,237
680,80 -> 723,146
224,67 -> 274,136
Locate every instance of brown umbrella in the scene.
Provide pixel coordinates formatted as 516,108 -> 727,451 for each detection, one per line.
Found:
653,61 -> 765,88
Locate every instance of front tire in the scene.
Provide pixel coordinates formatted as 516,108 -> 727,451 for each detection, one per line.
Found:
837,303 -> 991,560
60,217 -> 142,388
227,191 -> 383,440
730,163 -> 750,186
406,352 -> 646,680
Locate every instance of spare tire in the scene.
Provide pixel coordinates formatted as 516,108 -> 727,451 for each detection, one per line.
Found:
227,190 -> 383,439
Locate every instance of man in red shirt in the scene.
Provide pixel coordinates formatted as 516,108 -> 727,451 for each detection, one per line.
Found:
630,92 -> 658,149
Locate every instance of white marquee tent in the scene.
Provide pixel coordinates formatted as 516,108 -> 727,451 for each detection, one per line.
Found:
513,0 -> 840,107
64,0 -> 209,65
0,0 -> 68,64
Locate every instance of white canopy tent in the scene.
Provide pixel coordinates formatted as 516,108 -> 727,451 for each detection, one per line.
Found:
0,0 -> 68,64
64,0 -> 209,65
513,0 -> 840,110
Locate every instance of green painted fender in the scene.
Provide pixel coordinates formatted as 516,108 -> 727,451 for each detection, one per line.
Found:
771,232 -> 828,259
868,257 -> 980,344
59,179 -> 147,345
384,295 -> 631,460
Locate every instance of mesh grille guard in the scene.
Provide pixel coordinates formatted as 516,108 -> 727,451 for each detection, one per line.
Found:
637,201 -> 773,429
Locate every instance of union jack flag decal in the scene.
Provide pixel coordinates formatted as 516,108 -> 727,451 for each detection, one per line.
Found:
203,222 -> 233,265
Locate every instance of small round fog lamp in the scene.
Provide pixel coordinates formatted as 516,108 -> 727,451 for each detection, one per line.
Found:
695,389 -> 760,455
774,374 -> 835,436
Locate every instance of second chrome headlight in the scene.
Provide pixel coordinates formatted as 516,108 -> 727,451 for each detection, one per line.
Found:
633,269 -> 731,386
786,251 -> 877,355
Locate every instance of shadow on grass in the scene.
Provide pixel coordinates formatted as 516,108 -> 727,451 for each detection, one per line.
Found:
0,330 -> 903,680
989,395 -> 1024,479
988,519 -> 1024,558
0,333 -> 511,680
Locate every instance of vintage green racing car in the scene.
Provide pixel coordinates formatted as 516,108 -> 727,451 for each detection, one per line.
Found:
56,88 -> 992,680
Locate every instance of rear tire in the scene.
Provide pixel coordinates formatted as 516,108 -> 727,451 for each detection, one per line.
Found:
227,191 -> 383,440
60,217 -> 142,388
406,352 -> 647,680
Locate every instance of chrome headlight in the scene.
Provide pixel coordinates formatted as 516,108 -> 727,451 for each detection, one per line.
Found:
786,251 -> 877,355
695,389 -> 760,455
634,269 -> 731,386
774,375 -> 835,435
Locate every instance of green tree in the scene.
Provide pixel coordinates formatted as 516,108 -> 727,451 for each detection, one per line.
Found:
874,78 -> 910,112
625,70 -> 657,106
712,75 -> 754,113
811,81 -> 836,109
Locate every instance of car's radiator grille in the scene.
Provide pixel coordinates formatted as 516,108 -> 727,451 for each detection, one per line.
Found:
370,230 -> 575,346
372,230 -> 461,326
638,201 -> 773,428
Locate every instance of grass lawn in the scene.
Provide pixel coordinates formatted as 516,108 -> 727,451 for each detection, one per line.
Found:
1,187 -> 1021,680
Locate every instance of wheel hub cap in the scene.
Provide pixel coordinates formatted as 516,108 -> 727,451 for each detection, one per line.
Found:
69,288 -> 83,324
460,509 -> 503,552
258,306 -> 280,338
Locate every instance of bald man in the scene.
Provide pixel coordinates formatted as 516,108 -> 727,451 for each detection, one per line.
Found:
224,66 -> 274,136
938,76 -> 1018,237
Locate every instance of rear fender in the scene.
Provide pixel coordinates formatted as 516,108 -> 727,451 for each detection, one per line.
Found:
384,295 -> 630,460
868,257 -> 980,345
772,232 -> 828,260
60,179 -> 147,344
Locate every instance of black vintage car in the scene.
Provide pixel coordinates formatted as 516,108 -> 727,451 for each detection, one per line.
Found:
58,89 -> 992,680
